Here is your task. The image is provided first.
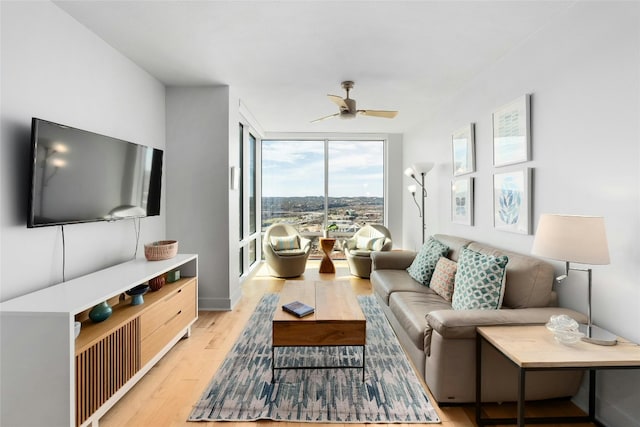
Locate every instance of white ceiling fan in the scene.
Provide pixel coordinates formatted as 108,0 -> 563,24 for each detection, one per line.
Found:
311,81 -> 399,123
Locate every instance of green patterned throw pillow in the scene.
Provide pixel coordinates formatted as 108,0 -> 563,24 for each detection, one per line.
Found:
406,237 -> 449,286
452,247 -> 509,310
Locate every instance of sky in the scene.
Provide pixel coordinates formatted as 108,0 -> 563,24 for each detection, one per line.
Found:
261,140 -> 384,198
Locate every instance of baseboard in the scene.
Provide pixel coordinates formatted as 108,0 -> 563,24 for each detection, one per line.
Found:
198,297 -> 232,311
572,370 -> 640,427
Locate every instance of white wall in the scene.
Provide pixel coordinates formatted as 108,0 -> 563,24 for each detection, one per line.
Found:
403,2 -> 639,426
0,1 -> 166,301
165,86 -> 240,310
386,134 -> 403,249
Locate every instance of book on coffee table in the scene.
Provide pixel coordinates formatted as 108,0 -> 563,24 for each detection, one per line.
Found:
282,301 -> 315,318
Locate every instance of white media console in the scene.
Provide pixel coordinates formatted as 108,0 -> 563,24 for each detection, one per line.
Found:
0,254 -> 198,427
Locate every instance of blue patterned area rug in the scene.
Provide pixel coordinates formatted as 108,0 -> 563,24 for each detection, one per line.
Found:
188,293 -> 440,423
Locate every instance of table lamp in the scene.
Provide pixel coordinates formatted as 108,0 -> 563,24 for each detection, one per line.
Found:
531,214 -> 616,345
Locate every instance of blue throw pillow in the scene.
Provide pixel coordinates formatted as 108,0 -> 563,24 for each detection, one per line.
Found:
406,237 -> 449,286
452,247 -> 509,310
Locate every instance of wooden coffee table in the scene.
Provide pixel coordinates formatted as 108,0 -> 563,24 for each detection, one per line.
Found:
272,280 -> 366,381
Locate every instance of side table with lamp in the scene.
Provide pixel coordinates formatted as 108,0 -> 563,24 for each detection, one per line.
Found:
475,214 -> 640,426
531,214 -> 617,346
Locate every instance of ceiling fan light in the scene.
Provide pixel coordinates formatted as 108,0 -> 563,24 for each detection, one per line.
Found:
311,80 -> 398,123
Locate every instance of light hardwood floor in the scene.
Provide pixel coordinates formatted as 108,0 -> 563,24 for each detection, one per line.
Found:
99,260 -> 595,427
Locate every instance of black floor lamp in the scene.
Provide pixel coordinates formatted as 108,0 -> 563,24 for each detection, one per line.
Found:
404,162 -> 435,245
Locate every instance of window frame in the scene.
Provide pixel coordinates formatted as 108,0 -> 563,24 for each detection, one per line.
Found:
260,137 -> 388,255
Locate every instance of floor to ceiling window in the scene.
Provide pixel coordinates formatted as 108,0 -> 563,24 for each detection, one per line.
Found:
261,139 -> 385,258
248,133 -> 257,266
239,124 -> 259,276
239,124 -> 244,276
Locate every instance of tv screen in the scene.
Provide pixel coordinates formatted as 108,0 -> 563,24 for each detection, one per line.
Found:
28,118 -> 163,228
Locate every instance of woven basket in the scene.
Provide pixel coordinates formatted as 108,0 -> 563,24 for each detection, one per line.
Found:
144,240 -> 178,261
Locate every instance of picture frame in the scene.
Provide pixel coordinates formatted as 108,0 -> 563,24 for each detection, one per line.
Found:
493,94 -> 531,167
451,177 -> 474,226
452,123 -> 475,176
493,168 -> 532,234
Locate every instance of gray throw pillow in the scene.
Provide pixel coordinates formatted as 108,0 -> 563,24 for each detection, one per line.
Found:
406,237 -> 449,286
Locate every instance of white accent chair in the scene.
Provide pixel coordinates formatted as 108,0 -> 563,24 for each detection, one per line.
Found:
342,224 -> 392,278
263,224 -> 311,278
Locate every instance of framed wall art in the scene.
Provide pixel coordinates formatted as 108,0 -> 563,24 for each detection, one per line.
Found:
493,94 -> 531,167
452,177 -> 474,226
493,168 -> 532,234
452,123 -> 475,176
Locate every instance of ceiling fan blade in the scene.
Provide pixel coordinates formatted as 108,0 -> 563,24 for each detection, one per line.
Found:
310,113 -> 340,123
357,110 -> 398,119
327,95 -> 348,109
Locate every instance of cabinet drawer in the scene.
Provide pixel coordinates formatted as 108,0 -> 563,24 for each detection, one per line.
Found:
140,280 -> 196,339
140,290 -> 196,366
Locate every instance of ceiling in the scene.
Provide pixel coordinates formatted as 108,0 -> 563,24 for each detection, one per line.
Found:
54,1 -> 576,134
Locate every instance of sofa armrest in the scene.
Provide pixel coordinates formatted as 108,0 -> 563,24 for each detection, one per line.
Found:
426,308 -> 587,339
371,250 -> 416,270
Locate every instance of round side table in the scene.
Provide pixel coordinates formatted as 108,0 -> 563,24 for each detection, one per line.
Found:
319,237 -> 336,273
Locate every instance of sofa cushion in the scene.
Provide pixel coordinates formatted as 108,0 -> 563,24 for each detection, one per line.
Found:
467,242 -> 554,308
406,236 -> 449,286
429,257 -> 457,302
452,247 -> 509,310
371,270 -> 432,305
389,291 -> 452,352
433,234 -> 473,262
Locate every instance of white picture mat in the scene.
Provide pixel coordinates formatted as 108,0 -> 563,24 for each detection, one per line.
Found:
493,94 -> 531,167
452,123 -> 475,176
493,168 -> 531,234
452,177 -> 473,226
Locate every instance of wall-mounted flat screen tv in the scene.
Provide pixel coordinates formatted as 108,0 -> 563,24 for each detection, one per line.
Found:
28,118 -> 163,228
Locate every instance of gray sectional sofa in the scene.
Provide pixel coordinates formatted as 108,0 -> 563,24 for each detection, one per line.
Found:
370,234 -> 587,403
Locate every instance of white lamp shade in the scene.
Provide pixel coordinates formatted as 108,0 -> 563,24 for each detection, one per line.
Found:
403,167 -> 415,178
531,214 -> 610,265
412,162 -> 435,175
407,184 -> 417,194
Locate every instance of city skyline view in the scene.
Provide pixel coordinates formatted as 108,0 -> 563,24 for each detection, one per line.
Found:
261,140 -> 385,257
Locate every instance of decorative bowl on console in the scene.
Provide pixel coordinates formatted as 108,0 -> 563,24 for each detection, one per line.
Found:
126,284 -> 150,306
